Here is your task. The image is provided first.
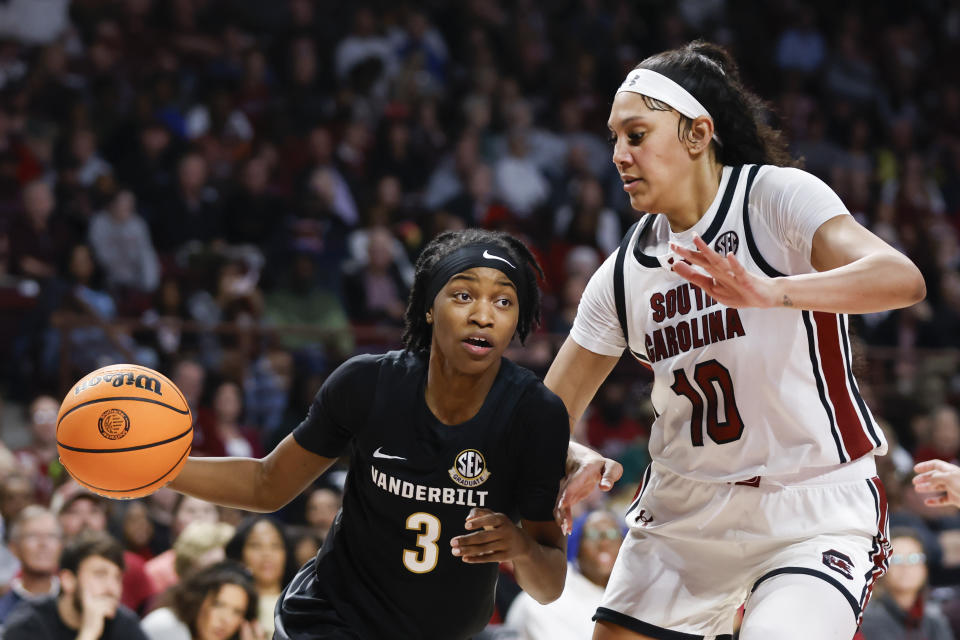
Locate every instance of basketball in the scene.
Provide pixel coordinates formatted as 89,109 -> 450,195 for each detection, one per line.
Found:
57,364 -> 193,499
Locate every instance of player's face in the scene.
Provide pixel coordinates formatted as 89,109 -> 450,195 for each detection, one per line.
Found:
196,583 -> 249,640
608,92 -> 693,214
429,266 -> 519,375
242,520 -> 286,589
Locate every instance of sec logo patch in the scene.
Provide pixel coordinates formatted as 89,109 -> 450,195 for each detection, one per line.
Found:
449,449 -> 491,488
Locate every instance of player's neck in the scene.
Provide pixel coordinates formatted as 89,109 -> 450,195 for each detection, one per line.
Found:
424,352 -> 500,426
663,159 -> 723,233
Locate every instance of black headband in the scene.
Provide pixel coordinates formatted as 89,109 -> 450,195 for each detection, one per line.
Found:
425,243 -> 527,312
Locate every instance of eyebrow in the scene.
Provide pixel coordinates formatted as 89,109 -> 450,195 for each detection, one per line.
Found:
607,115 -> 648,131
448,274 -> 517,290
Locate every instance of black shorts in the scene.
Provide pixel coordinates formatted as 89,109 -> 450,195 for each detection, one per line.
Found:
274,558 -> 361,640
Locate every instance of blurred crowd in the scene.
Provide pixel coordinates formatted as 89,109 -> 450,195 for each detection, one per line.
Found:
0,0 -> 958,637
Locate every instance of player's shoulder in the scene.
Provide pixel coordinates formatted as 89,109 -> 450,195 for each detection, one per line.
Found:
750,164 -> 832,198
501,359 -> 569,422
330,350 -> 423,381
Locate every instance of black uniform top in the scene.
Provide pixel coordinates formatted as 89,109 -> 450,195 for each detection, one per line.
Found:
290,350 -> 569,640
4,596 -> 148,640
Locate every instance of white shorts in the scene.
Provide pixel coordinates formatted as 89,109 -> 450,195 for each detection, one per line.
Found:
596,456 -> 890,640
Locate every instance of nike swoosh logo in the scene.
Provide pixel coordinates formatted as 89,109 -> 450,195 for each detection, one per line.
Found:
373,447 -> 407,461
482,250 -> 516,269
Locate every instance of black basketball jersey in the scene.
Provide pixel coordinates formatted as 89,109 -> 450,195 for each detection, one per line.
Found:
287,350 -> 569,640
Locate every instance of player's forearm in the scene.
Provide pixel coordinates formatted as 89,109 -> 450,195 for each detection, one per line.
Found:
511,538 -> 567,604
775,253 -> 925,314
167,457 -> 279,512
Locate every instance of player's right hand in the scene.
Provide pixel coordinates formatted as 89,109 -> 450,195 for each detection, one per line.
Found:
914,459 -> 960,508
554,441 -> 622,535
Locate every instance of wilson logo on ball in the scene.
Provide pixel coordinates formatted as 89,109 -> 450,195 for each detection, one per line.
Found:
75,371 -> 162,396
98,408 -> 131,441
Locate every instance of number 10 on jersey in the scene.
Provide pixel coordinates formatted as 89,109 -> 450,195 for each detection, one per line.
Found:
670,359 -> 744,446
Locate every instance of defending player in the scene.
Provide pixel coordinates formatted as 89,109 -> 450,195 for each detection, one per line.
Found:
167,228 -> 569,639
545,41 -> 926,640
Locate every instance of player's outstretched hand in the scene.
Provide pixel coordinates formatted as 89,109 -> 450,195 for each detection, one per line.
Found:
670,235 -> 778,309
914,459 -> 960,508
554,441 -> 622,535
450,508 -> 531,563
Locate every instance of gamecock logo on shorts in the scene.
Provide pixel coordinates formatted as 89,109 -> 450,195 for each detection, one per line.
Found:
822,549 -> 854,580
98,408 -> 131,441
449,449 -> 491,488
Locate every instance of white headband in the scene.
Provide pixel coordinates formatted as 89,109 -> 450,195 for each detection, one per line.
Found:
617,68 -> 721,143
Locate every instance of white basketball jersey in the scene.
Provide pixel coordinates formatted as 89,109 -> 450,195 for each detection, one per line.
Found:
571,164 -> 886,482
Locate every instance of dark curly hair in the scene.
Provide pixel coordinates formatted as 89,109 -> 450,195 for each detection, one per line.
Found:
169,560 -> 258,640
636,40 -> 797,168
402,229 -> 544,354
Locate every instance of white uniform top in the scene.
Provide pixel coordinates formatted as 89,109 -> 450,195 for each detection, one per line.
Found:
572,165 -> 886,482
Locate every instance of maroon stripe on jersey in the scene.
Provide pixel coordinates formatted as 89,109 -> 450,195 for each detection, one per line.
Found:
859,477 -> 891,625
813,312 -> 873,460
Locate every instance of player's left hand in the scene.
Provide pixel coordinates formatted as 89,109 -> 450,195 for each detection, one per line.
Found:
914,459 -> 960,508
450,508 -> 531,563
670,235 -> 778,309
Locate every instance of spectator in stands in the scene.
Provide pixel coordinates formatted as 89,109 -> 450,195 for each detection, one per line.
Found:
116,120 -> 177,217
506,510 -> 623,639
859,527 -> 953,639
287,527 -> 322,568
303,486 -> 341,543
141,560 -> 260,640
342,226 -> 410,326
145,494 -> 220,597
0,472 -> 36,531
493,131 -> 549,221
68,128 -> 112,189
195,381 -> 264,459
172,522 -> 236,588
221,157 -> 284,249
225,516 -> 295,637
153,152 -> 222,255
914,404 -> 960,464
172,359 -> 214,437
87,188 -> 161,299
0,506 -> 63,624
4,530 -> 148,640
114,500 -> 154,562
14,394 -> 63,504
7,180 -> 67,280
52,481 -> 153,614
263,251 -> 354,363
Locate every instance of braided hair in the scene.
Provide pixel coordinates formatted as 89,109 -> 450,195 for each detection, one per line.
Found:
402,229 -> 544,354
636,40 -> 797,168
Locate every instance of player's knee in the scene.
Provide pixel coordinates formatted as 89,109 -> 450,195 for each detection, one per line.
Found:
740,574 -> 858,640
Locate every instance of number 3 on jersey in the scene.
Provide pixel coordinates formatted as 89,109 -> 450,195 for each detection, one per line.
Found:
670,359 -> 744,446
403,512 -> 441,573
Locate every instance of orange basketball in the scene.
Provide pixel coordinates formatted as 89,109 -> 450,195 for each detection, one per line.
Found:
57,364 -> 193,499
